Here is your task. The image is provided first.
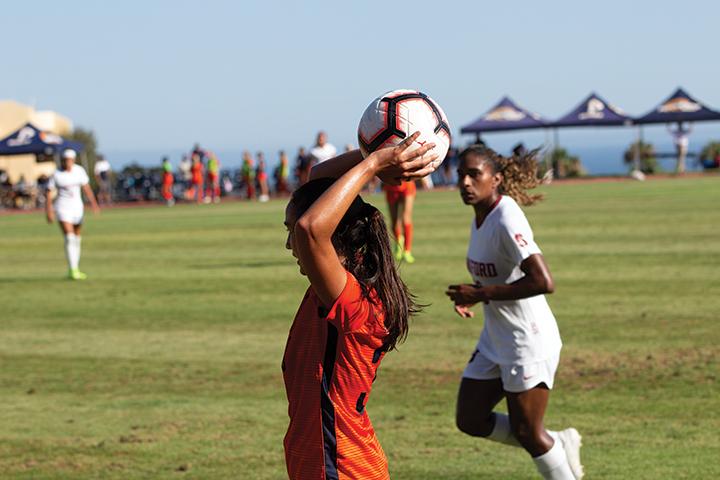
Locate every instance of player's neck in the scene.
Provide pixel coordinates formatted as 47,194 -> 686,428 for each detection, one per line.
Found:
473,194 -> 501,228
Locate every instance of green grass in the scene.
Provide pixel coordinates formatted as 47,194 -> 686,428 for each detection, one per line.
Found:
1,177 -> 719,479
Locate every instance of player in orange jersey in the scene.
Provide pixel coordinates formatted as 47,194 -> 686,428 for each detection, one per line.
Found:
383,179 -> 417,263
161,157 -> 175,206
282,132 -> 437,479
189,154 -> 204,203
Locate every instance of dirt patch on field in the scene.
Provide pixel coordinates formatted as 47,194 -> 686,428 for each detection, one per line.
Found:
383,347 -> 719,392
560,346 -> 718,390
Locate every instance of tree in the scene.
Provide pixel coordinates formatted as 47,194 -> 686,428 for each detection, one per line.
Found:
64,127 -> 100,188
699,141 -> 720,169
623,141 -> 659,174
549,148 -> 586,178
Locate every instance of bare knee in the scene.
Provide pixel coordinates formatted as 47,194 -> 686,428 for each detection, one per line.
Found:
456,411 -> 495,437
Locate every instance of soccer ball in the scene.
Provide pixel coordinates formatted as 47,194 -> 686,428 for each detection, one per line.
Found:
357,89 -> 451,171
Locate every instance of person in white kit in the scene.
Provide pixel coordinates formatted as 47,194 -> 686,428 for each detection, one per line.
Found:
308,131 -> 337,166
45,149 -> 100,280
445,145 -> 584,479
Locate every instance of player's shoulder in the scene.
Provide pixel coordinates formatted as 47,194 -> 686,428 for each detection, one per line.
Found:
497,195 -> 525,218
496,196 -> 530,228
335,272 -> 385,330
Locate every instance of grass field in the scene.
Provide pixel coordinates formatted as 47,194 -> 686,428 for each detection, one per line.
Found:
1,177 -> 720,479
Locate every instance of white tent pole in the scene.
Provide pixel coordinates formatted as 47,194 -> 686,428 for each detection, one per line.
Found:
633,126 -> 641,172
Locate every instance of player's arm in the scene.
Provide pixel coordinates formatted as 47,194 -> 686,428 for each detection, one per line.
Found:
309,149 -> 364,181
446,254 -> 554,304
295,133 -> 437,307
82,183 -> 100,214
310,146 -> 437,186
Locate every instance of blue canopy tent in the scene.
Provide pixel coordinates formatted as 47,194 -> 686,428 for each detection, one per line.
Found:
634,88 -> 720,172
635,87 -> 720,125
550,92 -> 634,172
460,96 -> 551,177
460,96 -> 549,136
0,123 -> 83,156
552,92 -> 632,128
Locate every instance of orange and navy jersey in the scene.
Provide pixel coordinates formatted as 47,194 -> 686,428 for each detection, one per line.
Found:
282,271 -> 390,480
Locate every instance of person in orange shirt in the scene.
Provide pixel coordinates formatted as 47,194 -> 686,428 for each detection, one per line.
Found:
189,154 -> 204,203
383,179 -> 417,263
161,156 -> 175,206
282,132 -> 437,479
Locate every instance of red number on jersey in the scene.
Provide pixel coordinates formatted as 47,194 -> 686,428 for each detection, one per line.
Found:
515,233 -> 528,247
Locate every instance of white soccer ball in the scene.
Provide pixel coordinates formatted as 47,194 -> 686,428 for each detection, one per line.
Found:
357,89 -> 451,171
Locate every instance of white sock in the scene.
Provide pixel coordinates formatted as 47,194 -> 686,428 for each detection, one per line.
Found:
486,413 -> 521,447
533,439 -> 575,480
64,234 -> 79,270
75,235 -> 82,269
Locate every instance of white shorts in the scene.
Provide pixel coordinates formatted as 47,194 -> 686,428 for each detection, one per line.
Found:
462,348 -> 560,393
56,207 -> 84,225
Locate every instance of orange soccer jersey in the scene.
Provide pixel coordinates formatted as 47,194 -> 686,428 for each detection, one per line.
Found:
383,180 -> 416,205
282,271 -> 390,480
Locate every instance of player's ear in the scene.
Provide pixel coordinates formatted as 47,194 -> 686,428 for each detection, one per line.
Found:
493,172 -> 503,189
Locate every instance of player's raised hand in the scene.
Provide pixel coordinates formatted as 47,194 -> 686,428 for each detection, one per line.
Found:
370,132 -> 439,185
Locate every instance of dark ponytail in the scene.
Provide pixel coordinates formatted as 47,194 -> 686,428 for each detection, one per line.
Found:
290,178 -> 419,351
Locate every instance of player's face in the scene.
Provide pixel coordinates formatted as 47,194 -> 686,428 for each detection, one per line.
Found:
284,204 -> 306,276
457,154 -> 502,205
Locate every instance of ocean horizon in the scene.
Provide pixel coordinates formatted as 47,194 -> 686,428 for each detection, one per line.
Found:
103,143 -> 708,177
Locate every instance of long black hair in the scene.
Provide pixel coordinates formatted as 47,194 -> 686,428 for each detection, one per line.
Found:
289,177 -> 419,351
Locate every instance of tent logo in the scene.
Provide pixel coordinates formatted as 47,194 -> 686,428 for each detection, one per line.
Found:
486,106 -> 526,122
39,132 -> 63,145
7,126 -> 36,147
659,98 -> 701,113
579,98 -> 606,120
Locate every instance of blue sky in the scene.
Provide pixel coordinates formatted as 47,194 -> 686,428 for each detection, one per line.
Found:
2,0 -> 719,170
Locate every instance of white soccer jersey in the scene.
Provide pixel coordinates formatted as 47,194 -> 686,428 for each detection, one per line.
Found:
309,143 -> 337,164
48,165 -> 89,216
466,195 -> 562,365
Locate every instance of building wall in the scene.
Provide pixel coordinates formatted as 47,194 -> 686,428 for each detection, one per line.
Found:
0,100 -> 74,183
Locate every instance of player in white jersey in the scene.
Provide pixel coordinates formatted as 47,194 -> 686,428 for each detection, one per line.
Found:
445,145 -> 584,480
45,149 -> 100,280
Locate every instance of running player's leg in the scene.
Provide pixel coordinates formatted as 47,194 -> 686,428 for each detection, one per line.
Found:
506,387 -> 575,479
456,348 -> 517,445
505,386 -> 553,455
386,195 -> 403,260
71,223 -> 87,279
456,377 -> 505,438
401,192 -> 415,262
58,221 -> 81,279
